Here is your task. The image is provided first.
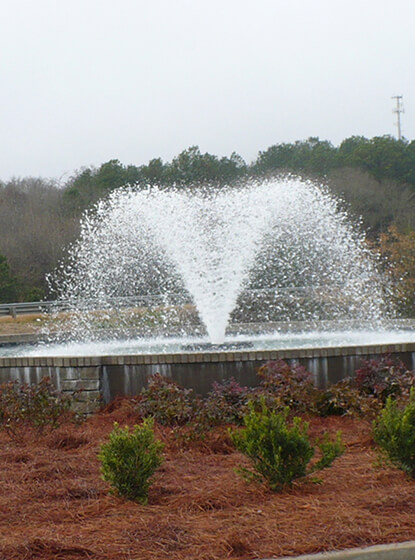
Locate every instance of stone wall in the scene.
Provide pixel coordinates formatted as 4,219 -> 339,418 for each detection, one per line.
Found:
1,343 -> 415,413
0,357 -> 101,414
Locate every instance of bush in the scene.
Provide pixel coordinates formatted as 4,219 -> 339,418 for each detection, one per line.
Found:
0,377 -> 73,440
229,400 -> 344,492
315,379 -> 376,417
98,419 -> 164,503
202,378 -> 252,426
257,359 -> 318,412
136,373 -> 195,426
373,389 -> 415,477
355,355 -> 414,403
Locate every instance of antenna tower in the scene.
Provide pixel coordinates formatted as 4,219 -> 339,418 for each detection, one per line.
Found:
391,95 -> 404,140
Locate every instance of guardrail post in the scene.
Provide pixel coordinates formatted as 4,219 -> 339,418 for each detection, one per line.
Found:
10,306 -> 17,319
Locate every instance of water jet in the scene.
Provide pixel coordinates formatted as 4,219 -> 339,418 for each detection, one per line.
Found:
1,178 -> 414,408
45,177 -> 396,345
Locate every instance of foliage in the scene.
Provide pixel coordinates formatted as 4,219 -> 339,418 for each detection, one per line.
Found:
254,137 -> 337,176
257,359 -> 319,412
63,159 -> 141,212
167,146 -> 247,185
136,373 -> 195,426
254,135 -> 415,188
315,379 -> 371,417
62,136 -> 415,209
0,377 -> 73,440
340,135 -> 414,185
98,419 -> 164,503
201,378 -> 252,426
313,431 -> 345,471
63,148 -> 247,213
355,355 -> 414,403
3,136 -> 415,303
316,356 -> 415,418
0,254 -> 18,303
373,389 -> 415,477
229,400 -> 344,492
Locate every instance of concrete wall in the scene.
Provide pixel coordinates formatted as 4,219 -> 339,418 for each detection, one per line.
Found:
1,342 -> 415,412
274,540 -> 415,560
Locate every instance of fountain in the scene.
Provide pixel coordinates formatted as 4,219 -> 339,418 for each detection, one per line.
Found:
1,177 -> 415,406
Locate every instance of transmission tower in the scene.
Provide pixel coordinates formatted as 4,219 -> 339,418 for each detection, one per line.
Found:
392,95 -> 404,140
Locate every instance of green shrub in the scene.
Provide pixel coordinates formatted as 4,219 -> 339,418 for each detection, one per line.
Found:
0,377 -> 73,440
229,400 -> 344,492
98,419 -> 164,503
373,389 -> 415,477
136,373 -> 195,426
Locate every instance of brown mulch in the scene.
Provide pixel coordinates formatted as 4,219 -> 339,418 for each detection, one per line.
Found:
1,402 -> 415,560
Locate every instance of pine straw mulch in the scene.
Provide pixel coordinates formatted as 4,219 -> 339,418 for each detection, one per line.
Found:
1,400 -> 415,560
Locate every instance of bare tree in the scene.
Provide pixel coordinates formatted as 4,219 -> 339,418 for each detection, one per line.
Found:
326,167 -> 415,236
0,178 -> 79,299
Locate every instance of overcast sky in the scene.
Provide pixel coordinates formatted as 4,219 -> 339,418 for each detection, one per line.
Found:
1,0 -> 414,181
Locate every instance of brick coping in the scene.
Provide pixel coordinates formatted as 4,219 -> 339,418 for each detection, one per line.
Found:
1,342 -> 415,368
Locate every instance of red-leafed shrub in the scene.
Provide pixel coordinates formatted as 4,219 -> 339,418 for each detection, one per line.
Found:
0,377 -> 74,441
202,378 -> 252,425
257,359 -> 318,412
355,355 -> 414,403
136,373 -> 196,426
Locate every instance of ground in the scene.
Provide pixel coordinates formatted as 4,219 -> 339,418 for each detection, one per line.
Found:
0,314 -> 46,336
0,401 -> 415,560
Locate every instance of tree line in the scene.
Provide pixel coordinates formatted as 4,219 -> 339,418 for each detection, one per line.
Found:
63,136 -> 415,211
1,135 -> 415,307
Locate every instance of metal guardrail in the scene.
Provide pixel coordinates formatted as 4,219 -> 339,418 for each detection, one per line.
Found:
0,295 -> 191,318
0,286 -> 361,319
0,301 -> 63,318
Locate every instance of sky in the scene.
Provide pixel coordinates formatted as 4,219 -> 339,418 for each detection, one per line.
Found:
1,0 -> 414,181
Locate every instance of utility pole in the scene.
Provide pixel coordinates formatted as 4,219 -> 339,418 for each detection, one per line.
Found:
391,95 -> 404,140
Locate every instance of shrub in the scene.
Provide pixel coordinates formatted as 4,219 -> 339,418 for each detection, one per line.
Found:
202,378 -> 252,425
136,373 -> 195,426
98,419 -> 164,503
0,377 -> 73,440
257,359 -> 318,412
373,389 -> 415,477
229,400 -> 344,492
355,355 -> 414,403
315,379 -> 376,417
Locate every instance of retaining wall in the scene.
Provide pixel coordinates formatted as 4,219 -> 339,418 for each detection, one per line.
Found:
1,342 -> 415,413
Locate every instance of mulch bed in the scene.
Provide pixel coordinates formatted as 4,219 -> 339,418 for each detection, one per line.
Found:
1,399 -> 415,560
